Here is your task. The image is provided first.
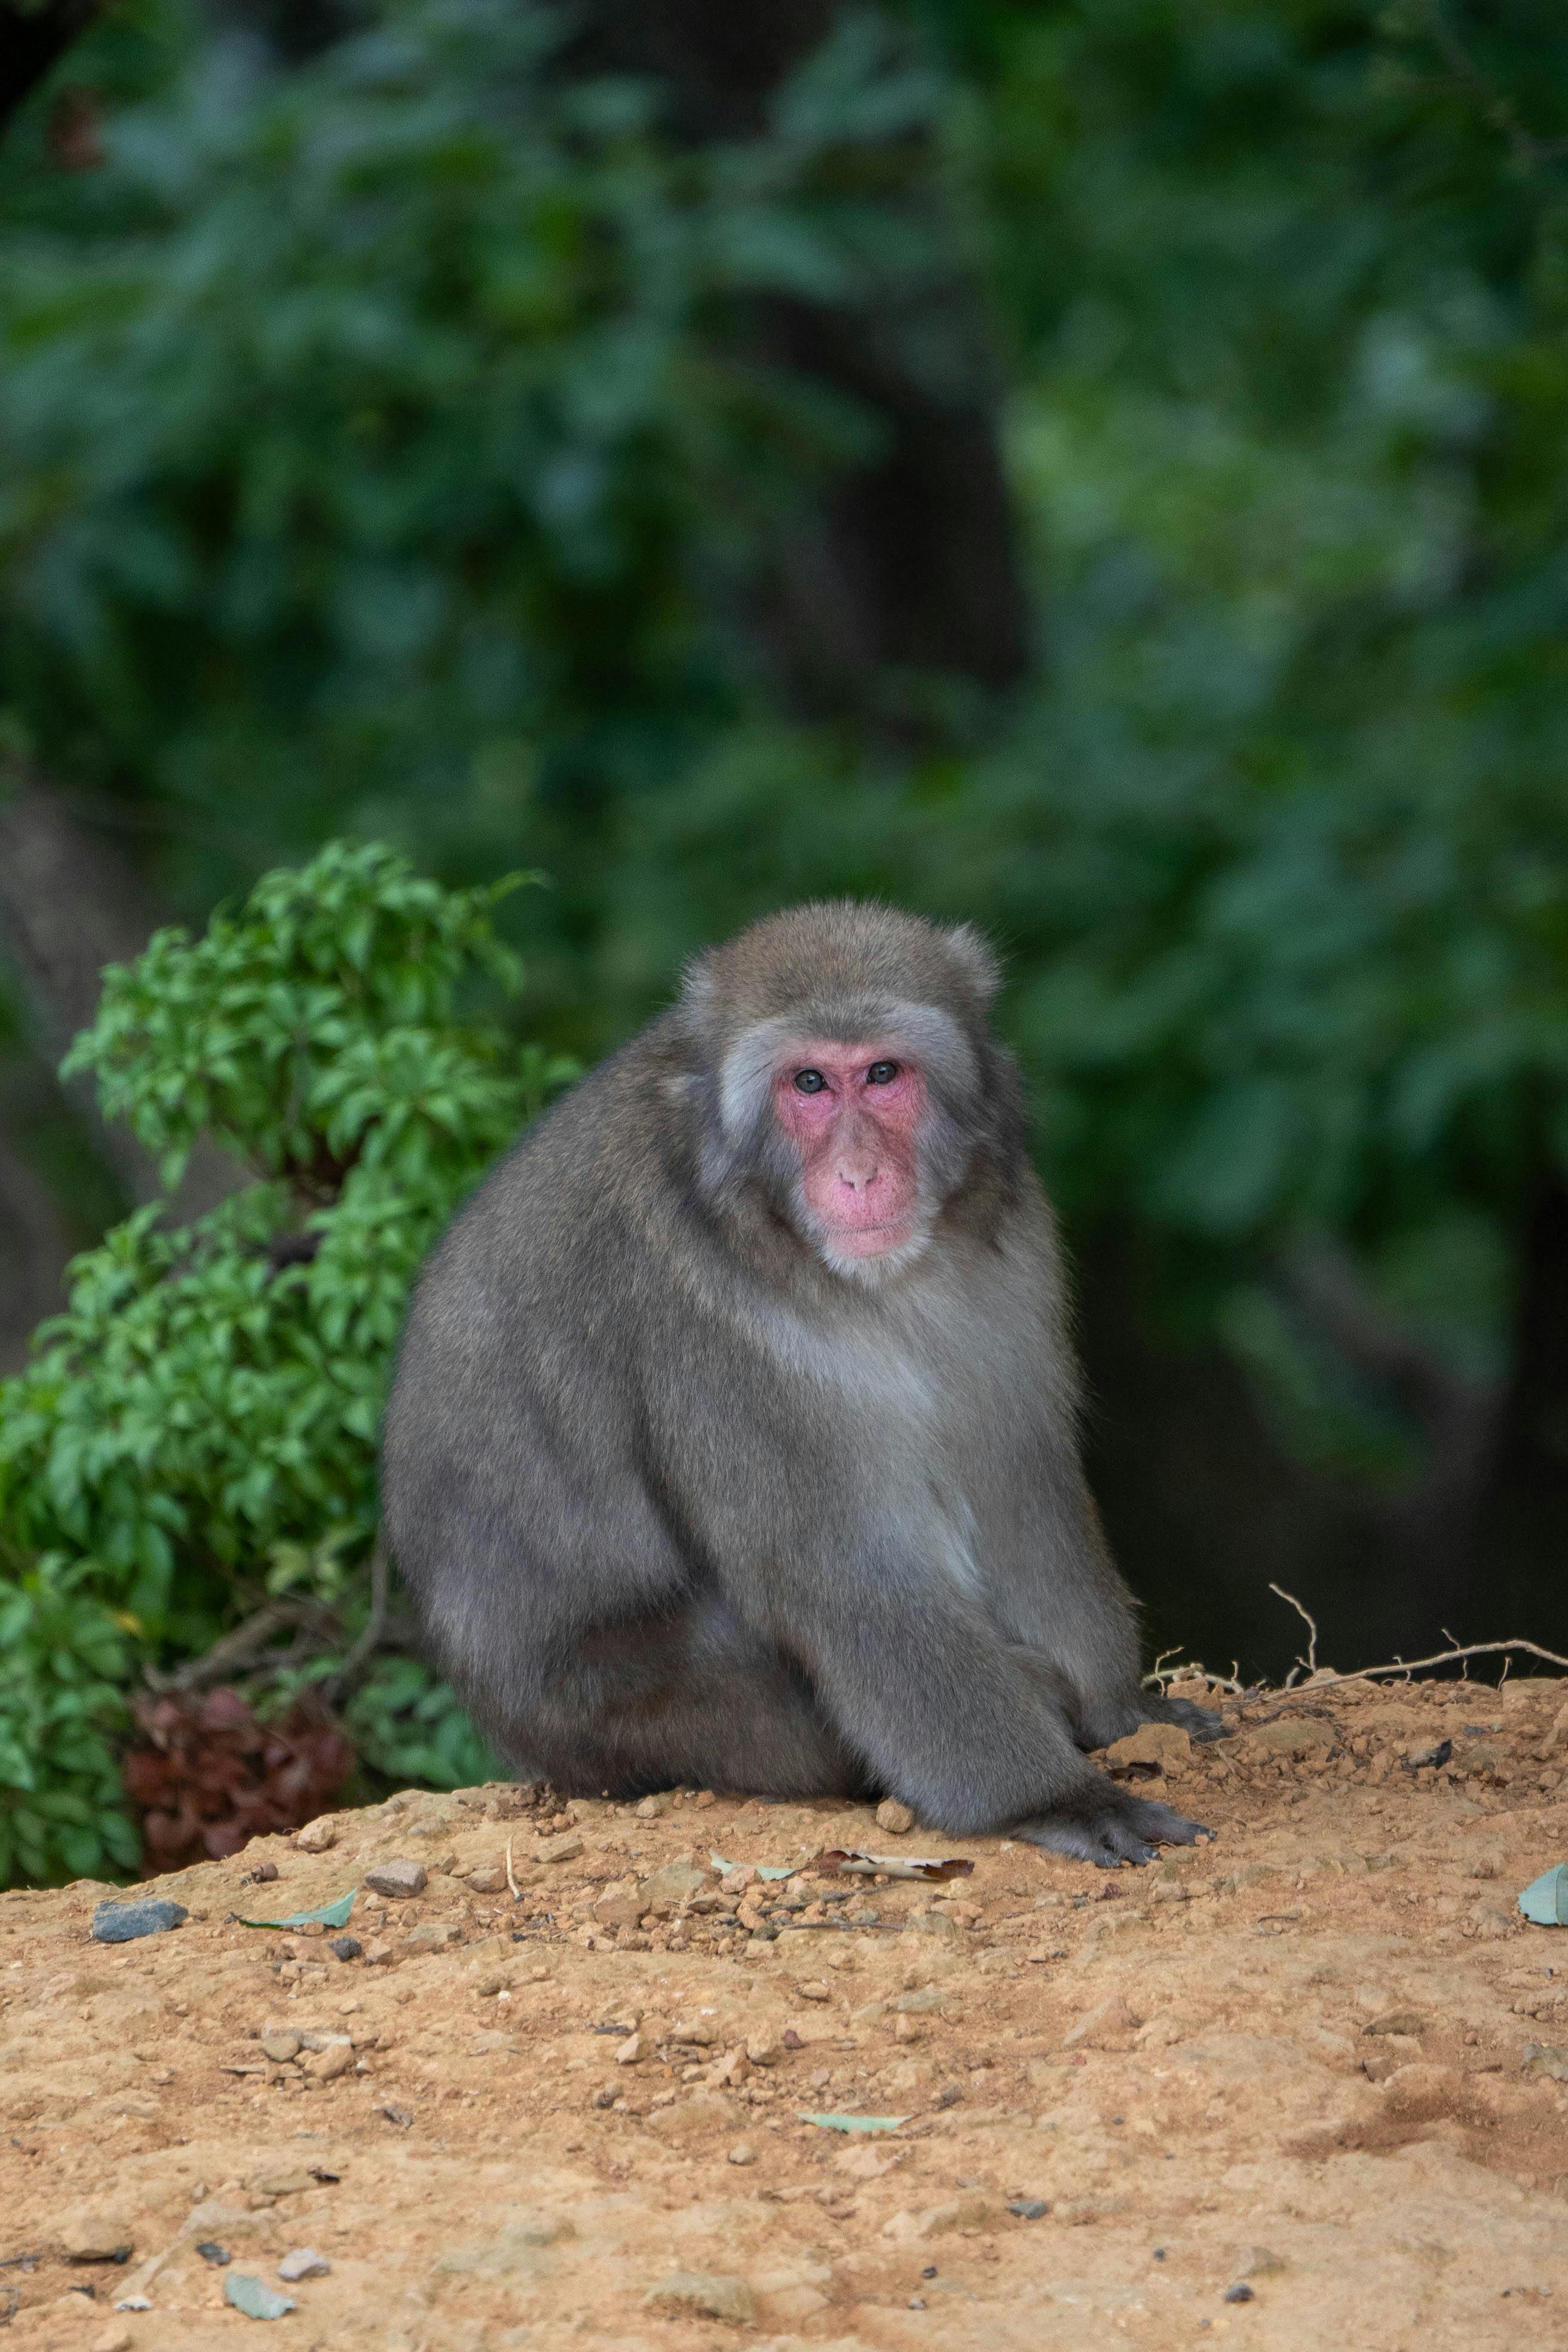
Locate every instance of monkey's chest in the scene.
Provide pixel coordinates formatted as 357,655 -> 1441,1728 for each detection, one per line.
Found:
762,1321 -> 1046,1582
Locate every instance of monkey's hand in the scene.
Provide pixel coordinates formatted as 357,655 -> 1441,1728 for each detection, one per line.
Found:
1144,1692 -> 1232,1744
1014,1780 -> 1212,1869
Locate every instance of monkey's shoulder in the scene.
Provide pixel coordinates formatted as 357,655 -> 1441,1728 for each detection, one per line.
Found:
401,1034 -> 691,1330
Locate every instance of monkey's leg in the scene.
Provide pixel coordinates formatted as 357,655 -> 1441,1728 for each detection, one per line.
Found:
990,1468 -> 1220,1759
716,1532 -> 1207,1863
510,1601 -> 878,1802
1070,1688 -> 1233,1749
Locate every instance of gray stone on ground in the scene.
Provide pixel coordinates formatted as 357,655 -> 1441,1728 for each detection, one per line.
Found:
363,1858 -> 426,1898
224,2275 -> 296,2319
90,1897 -> 187,1944
643,2271 -> 757,2325
278,2247 -> 331,2281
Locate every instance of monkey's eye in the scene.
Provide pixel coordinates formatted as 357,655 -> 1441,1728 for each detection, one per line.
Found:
865,1060 -> 899,1085
792,1068 -> 828,1095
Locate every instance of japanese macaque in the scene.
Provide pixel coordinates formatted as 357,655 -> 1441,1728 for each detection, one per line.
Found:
382,902 -> 1220,1864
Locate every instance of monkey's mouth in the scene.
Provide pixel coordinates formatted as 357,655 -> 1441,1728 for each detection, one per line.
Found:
820,1216 -> 917,1258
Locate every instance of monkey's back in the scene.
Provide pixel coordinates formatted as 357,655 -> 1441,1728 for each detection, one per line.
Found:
383,1028 -> 690,1606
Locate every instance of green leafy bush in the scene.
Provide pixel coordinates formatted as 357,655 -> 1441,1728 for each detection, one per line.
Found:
0,1557 -> 139,1888
345,1657 -> 504,1793
0,840 -> 573,1883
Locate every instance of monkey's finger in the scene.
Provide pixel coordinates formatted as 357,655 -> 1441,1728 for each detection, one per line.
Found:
1123,1799 -> 1213,1848
1013,1809 -> 1165,1868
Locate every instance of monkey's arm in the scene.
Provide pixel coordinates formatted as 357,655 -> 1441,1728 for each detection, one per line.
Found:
720,1523 -> 1203,1861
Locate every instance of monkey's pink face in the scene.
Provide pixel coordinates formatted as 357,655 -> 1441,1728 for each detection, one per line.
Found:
771,1042 -> 926,1259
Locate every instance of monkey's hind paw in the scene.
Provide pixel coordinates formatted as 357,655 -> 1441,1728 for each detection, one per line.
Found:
1147,1693 -> 1232,1743
1018,1788 -> 1214,1870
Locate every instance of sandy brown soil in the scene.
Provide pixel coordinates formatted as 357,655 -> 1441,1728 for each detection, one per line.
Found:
5,1673 -> 1568,2352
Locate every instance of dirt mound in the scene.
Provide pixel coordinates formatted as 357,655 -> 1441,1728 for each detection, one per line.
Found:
4,1674 -> 1568,2350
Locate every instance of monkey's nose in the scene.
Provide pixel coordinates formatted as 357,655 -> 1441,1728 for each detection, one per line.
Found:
836,1160 -> 880,1194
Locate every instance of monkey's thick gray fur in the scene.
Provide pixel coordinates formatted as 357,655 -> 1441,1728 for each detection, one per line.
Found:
383,903 -> 1221,1867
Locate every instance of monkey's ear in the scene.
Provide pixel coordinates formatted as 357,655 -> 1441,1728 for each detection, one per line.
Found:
944,922 -> 1001,1004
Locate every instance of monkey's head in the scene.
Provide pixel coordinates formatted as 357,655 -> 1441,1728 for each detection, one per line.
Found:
678,901 -> 1018,1281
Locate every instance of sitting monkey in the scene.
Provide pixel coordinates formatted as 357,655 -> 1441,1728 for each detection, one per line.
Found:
382,901 -> 1221,1864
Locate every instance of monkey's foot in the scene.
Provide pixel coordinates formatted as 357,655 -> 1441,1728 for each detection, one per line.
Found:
1147,1693 -> 1232,1744
1015,1784 -> 1213,1870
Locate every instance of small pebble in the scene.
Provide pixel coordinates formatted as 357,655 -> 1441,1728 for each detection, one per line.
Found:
875,1798 -> 915,1835
329,1934 -> 362,1962
306,2041 -> 355,2081
727,2142 -> 757,2166
1007,2198 -> 1049,2221
58,2207 -> 134,2262
225,2274 -> 296,2320
1223,2284 -> 1255,2304
195,2241 -> 231,2266
294,1817 -> 338,1853
278,2247 -> 331,2281
643,2273 -> 756,2325
363,1859 -> 426,1899
90,1897 -> 187,1945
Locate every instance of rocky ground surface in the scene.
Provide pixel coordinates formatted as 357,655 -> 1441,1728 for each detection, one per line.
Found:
5,1674 -> 1568,2352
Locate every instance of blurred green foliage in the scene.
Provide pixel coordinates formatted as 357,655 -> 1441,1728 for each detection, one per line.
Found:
0,0 -> 939,880
0,1557 -> 139,1888
0,841 -> 571,1881
2,0 -> 1568,1708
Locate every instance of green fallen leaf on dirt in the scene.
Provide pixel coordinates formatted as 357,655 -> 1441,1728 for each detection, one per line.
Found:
1518,1866 -> 1568,1926
234,1891 -> 355,1931
798,2111 -> 909,2133
224,2274 -> 296,2319
710,1852 -> 795,1881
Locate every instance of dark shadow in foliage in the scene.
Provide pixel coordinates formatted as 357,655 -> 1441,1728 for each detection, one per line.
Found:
0,0 -> 102,137
564,0 -> 1030,715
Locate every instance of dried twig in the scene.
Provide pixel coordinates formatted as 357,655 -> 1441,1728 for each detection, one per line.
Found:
1269,1584 -> 1319,1685
1280,1637 -> 1568,1695
143,1598 -> 342,1693
505,1837 -> 522,1903
1141,1658 -> 1249,1697
1416,1 -> 1568,173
